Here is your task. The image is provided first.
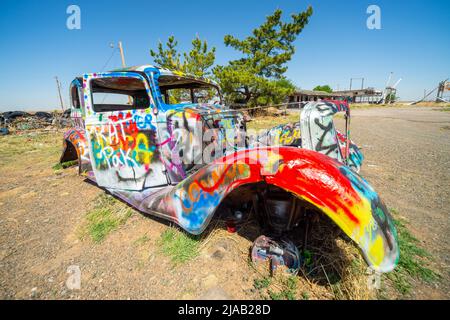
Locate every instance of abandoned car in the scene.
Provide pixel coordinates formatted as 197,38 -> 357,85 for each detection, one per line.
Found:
60,65 -> 399,273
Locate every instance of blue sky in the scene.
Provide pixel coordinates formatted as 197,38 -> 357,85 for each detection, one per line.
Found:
0,0 -> 448,110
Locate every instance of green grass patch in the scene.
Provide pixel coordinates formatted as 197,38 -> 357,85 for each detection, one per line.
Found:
253,275 -> 298,300
253,277 -> 271,290
52,160 -> 78,170
80,193 -> 133,243
386,209 -> 439,295
157,228 -> 200,265
268,276 -> 298,300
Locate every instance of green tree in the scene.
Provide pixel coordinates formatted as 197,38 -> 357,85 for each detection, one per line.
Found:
313,85 -> 333,93
213,7 -> 313,106
150,36 -> 183,71
183,37 -> 216,77
150,35 -> 216,78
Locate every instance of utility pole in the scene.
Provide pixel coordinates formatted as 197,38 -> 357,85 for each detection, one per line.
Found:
117,41 -> 132,104
349,77 -> 364,90
55,76 -> 65,111
118,41 -> 127,68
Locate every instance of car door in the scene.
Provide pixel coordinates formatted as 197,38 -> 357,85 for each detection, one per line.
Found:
82,72 -> 167,191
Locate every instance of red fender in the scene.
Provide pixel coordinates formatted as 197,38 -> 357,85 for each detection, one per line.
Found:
123,147 -> 398,272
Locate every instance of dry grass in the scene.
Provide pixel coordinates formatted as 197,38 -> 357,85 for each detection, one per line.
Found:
0,131 -> 62,166
246,113 -> 300,131
199,215 -> 375,300
291,215 -> 375,300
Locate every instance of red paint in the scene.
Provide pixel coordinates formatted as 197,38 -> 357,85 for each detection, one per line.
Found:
265,148 -> 360,224
217,147 -> 361,224
193,164 -> 234,193
226,220 -> 237,233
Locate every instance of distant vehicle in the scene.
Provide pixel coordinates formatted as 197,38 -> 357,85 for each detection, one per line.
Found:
60,65 -> 398,273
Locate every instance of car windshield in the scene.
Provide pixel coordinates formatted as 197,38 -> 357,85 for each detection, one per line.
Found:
158,75 -> 221,105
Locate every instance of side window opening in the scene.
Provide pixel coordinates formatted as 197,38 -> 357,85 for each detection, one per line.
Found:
158,75 -> 222,106
90,77 -> 150,112
70,82 -> 82,110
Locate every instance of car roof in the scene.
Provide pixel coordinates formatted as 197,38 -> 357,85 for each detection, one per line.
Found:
108,64 -> 219,87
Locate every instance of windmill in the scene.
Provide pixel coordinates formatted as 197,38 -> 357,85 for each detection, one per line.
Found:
378,72 -> 402,104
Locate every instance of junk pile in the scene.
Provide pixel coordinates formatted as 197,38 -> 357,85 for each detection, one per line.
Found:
0,110 -> 71,135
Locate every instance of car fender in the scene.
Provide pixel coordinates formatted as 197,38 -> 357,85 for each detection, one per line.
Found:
136,146 -> 398,272
60,128 -> 92,173
62,129 -> 88,160
264,147 -> 398,272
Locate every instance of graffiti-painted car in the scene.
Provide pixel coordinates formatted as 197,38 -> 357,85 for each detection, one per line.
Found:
60,65 -> 398,273
255,100 -> 364,172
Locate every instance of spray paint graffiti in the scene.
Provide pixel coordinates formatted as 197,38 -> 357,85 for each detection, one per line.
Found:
61,65 -> 398,273
256,101 -> 363,172
257,122 -> 302,147
89,112 -> 157,170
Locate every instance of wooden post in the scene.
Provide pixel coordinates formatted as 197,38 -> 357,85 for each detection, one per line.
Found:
55,76 -> 65,111
118,41 -> 127,68
118,41 -> 132,105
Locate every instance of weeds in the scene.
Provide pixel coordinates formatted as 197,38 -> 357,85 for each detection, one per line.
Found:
79,193 -> 133,243
253,277 -> 271,290
268,276 -> 298,300
253,274 -> 299,300
385,209 -> 439,295
157,227 -> 200,265
52,160 -> 78,170
0,132 -> 61,165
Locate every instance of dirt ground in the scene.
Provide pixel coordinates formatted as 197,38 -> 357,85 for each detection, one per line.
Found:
0,105 -> 449,300
344,105 -> 450,299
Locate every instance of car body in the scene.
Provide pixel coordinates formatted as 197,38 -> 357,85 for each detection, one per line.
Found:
255,99 -> 364,172
60,65 -> 398,273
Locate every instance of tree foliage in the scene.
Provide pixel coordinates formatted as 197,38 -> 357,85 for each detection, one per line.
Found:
213,7 -> 313,106
313,85 -> 333,93
150,36 -> 182,71
183,37 -> 216,77
149,7 -> 313,106
150,35 -> 216,77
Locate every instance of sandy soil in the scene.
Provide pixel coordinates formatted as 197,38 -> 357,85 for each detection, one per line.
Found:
0,105 -> 448,299
341,106 -> 450,299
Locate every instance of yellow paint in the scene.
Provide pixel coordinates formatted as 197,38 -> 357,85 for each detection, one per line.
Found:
135,133 -> 154,165
368,235 -> 385,266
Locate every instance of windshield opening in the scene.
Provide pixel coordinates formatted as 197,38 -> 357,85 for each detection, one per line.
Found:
158,75 -> 221,106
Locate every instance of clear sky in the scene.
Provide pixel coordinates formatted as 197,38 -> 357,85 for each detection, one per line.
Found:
0,0 -> 448,110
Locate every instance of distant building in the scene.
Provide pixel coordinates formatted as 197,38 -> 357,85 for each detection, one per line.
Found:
289,87 -> 383,104
288,89 -> 345,103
